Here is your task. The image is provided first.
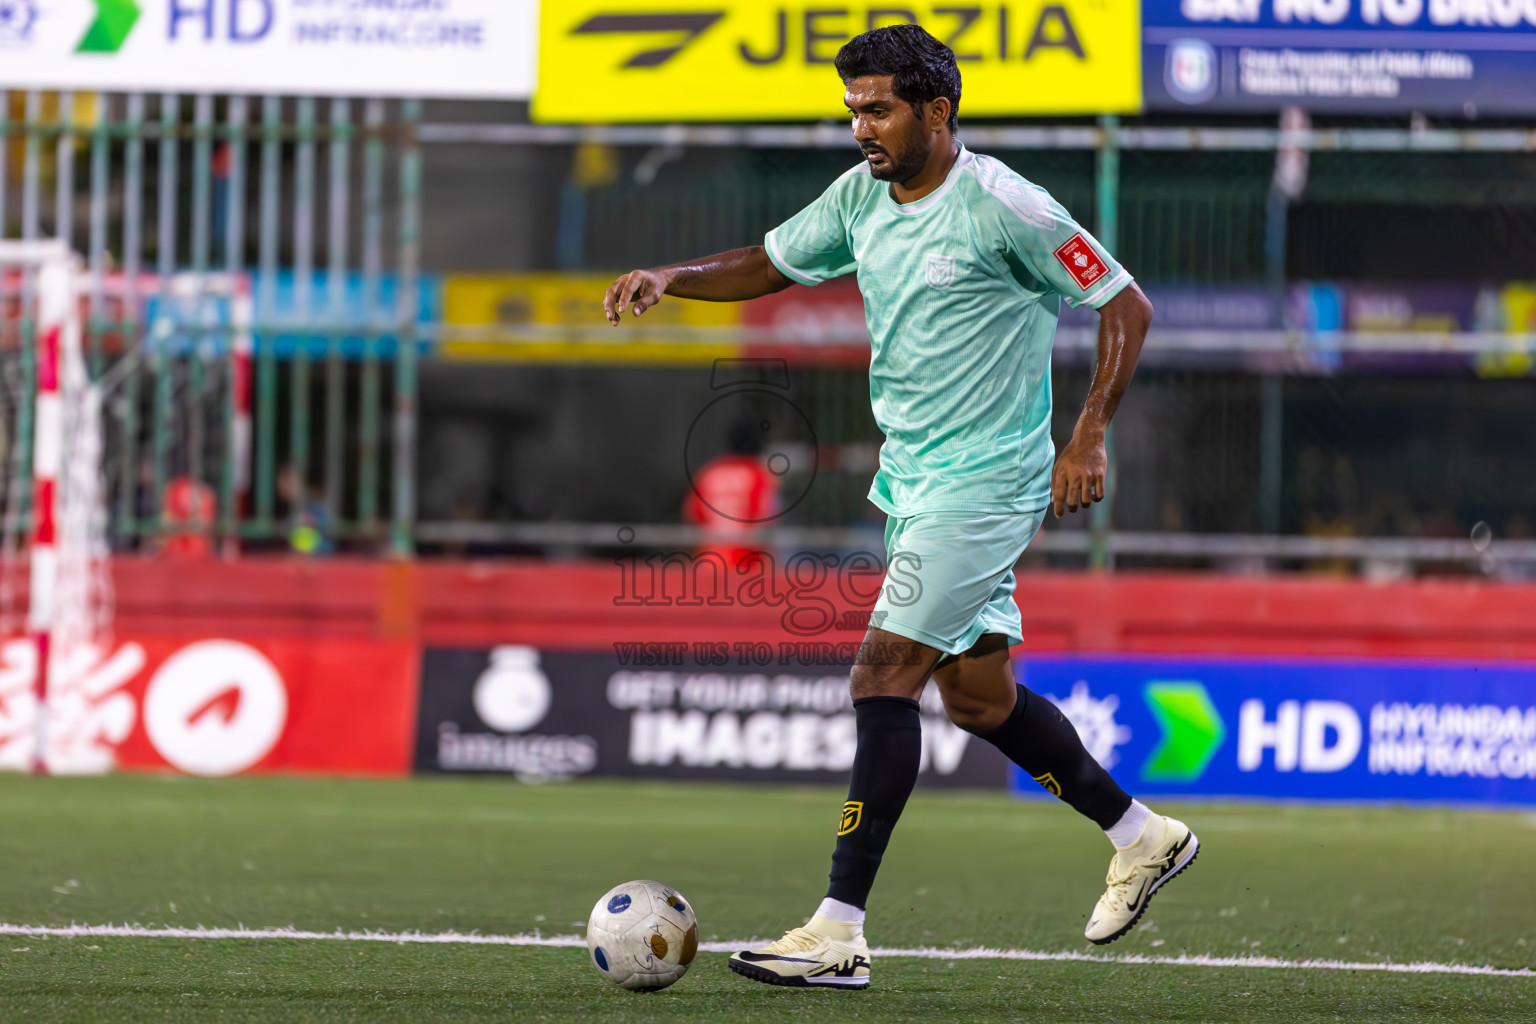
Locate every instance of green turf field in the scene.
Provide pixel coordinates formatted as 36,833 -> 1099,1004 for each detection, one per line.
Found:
0,775 -> 1532,1023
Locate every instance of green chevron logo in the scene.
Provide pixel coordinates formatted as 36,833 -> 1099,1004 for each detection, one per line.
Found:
77,0 -> 141,54
1142,682 -> 1225,783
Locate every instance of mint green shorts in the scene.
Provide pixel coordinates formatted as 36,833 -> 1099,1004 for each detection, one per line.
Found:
870,509 -> 1047,656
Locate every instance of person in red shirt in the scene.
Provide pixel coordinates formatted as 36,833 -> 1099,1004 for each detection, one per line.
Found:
160,476 -> 216,557
682,421 -> 780,571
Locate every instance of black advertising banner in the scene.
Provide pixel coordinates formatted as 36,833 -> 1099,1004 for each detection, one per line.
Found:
415,646 -> 1010,789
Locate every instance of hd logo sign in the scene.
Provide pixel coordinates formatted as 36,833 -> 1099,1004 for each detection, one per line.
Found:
1018,655 -> 1536,806
534,2 -> 1142,122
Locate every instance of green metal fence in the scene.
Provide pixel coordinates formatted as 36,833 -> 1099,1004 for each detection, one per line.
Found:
4,96 -> 1536,571
0,90 -> 421,555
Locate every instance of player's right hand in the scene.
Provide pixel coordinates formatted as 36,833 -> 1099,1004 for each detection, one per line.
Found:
1050,432 -> 1107,518
604,269 -> 668,325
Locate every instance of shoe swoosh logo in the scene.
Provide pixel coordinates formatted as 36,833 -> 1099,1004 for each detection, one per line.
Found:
736,951 -> 820,964
1124,878 -> 1153,912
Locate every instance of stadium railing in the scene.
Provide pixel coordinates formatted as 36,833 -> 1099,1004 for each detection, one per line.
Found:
1,90 -> 1532,572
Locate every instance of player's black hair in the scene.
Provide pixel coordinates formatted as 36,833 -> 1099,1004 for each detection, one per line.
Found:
834,25 -> 961,133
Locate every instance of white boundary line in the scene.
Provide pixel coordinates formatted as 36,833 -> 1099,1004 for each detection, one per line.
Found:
1,924 -> 1531,979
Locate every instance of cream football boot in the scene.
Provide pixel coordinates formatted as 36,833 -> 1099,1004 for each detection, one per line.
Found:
729,915 -> 872,989
1085,813 -> 1200,945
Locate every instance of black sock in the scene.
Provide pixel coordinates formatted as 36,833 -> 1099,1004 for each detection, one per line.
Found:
983,684 -> 1132,829
825,695 -> 922,910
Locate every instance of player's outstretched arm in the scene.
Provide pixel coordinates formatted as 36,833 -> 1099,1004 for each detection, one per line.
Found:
603,246 -> 793,325
1051,283 -> 1154,517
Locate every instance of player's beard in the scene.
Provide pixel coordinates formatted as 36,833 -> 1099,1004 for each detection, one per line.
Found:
862,125 -> 929,184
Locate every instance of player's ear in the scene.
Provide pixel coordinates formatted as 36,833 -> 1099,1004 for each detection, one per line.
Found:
929,97 -> 951,133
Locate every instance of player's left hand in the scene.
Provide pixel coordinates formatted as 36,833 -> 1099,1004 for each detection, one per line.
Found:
1051,433 -> 1106,517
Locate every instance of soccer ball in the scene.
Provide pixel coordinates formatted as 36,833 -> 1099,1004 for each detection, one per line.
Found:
586,880 -> 699,991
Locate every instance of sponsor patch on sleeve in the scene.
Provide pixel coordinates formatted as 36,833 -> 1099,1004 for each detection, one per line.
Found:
1052,233 -> 1109,291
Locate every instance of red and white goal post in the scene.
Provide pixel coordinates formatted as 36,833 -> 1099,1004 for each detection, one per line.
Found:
0,243 -> 255,775
0,240 -> 112,776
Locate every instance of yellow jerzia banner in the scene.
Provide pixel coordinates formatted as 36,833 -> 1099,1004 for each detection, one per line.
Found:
535,2 -> 1142,122
440,274 -> 741,363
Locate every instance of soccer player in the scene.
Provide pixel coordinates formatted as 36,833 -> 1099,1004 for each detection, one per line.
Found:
601,24 -> 1197,990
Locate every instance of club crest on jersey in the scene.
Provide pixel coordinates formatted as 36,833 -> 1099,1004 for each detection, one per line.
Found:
924,253 -> 957,290
838,801 -> 863,835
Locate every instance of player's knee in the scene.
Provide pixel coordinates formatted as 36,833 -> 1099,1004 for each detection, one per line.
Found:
849,660 -> 897,700
848,658 -> 928,701
942,689 -> 1011,736
848,660 -> 875,698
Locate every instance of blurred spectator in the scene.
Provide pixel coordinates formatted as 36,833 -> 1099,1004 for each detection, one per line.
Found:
160,475 -> 216,558
1362,490 -> 1421,539
1297,447 -> 1360,576
1358,490 -> 1419,581
278,465 -> 334,556
683,420 -> 780,571
439,492 -> 511,559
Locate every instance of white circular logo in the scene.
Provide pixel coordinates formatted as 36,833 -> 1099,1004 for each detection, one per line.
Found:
473,646 -> 551,733
144,641 -> 288,777
1166,39 -> 1217,105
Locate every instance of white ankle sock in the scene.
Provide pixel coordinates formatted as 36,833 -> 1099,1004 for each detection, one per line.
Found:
1105,800 -> 1152,848
814,897 -> 866,925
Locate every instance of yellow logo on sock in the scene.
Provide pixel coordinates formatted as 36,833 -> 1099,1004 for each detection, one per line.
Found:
837,801 -> 863,835
1033,772 -> 1061,797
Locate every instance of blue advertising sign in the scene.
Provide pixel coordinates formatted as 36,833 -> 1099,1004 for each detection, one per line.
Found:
1060,285 -> 1283,331
141,272 -> 441,360
258,271 -> 442,359
1014,655 -> 1536,806
1143,0 -> 1536,113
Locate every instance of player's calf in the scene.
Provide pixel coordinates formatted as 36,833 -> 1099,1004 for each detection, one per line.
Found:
967,681 -> 1138,832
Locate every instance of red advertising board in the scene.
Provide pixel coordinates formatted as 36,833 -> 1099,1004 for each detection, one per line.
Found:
107,557 -> 1536,662
0,634 -> 417,777
739,278 -> 869,366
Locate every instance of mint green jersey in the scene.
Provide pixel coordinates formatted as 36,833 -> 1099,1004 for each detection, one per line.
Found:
764,144 -> 1131,516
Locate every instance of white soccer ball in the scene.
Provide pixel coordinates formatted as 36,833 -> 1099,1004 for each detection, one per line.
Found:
586,880 -> 699,991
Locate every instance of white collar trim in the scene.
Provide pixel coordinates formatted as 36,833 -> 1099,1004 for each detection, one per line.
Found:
885,143 -> 972,215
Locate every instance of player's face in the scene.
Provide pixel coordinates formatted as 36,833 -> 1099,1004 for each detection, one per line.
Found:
845,76 -> 931,184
